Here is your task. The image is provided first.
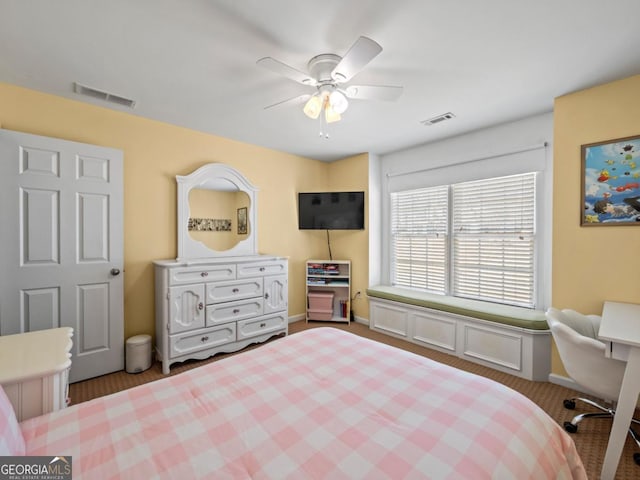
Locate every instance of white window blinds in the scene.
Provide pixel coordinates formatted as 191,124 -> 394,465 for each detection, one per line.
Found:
390,186 -> 448,293
452,173 -> 536,307
390,172 -> 537,308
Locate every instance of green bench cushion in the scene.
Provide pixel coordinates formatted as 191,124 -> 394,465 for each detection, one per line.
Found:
367,285 -> 548,331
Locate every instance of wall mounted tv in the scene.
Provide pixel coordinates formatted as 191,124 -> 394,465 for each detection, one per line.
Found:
298,191 -> 365,230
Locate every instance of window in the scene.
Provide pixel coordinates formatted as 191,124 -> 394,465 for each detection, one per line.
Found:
390,172 -> 536,308
390,185 -> 449,293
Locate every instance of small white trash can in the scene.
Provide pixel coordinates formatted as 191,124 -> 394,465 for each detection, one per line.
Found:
126,334 -> 152,373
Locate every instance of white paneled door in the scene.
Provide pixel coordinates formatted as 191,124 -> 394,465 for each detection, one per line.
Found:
0,129 -> 124,382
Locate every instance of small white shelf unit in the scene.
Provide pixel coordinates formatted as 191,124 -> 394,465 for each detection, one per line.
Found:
306,259 -> 351,323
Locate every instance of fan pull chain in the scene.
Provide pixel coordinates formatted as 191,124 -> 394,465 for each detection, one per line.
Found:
318,109 -> 329,139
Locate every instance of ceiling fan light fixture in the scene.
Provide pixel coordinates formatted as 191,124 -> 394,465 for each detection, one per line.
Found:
325,105 -> 341,123
258,35 -> 403,133
303,94 -> 322,119
329,90 -> 348,114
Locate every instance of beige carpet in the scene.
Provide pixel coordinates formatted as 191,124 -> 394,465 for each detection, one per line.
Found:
70,321 -> 639,479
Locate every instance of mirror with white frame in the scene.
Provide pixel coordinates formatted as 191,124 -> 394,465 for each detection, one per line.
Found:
176,163 -> 258,260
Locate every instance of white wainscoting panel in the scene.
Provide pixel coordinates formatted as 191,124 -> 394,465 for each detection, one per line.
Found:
369,301 -> 409,338
462,323 -> 522,372
410,310 -> 456,352
369,297 -> 550,381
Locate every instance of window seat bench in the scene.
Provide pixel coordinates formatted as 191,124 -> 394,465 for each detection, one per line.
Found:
367,285 -> 551,381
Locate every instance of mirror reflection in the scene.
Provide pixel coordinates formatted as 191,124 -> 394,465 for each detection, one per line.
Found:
188,188 -> 251,252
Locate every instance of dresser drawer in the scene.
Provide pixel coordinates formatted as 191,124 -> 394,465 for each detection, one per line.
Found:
169,324 -> 236,358
169,264 -> 236,285
206,278 -> 263,304
206,297 -> 263,326
237,260 -> 287,279
237,312 -> 287,340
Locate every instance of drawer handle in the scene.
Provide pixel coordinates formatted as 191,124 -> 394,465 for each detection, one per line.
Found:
264,293 -> 270,299
201,336 -> 209,342
260,323 -> 266,328
201,272 -> 208,277
232,288 -> 239,293
259,267 -> 265,271
198,302 -> 204,311
233,309 -> 240,314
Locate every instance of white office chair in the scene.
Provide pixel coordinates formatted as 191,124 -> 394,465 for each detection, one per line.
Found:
545,307 -> 640,466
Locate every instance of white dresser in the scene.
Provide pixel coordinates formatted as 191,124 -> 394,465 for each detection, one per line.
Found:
0,327 -> 73,421
154,256 -> 288,374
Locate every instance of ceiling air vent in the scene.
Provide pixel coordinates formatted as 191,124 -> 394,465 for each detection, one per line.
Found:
73,82 -> 137,108
421,112 -> 455,126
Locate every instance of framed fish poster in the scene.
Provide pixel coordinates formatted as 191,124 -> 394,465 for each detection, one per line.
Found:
581,134 -> 640,226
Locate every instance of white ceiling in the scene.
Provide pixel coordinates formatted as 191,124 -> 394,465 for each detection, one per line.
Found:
2,0 -> 640,162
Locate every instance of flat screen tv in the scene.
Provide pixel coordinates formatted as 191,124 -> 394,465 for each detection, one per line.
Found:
298,191 -> 365,230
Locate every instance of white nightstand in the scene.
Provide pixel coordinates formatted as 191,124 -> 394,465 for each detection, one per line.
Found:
0,327 -> 73,421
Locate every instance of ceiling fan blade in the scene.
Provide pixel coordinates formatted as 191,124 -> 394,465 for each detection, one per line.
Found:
331,36 -> 382,83
257,57 -> 317,86
344,85 -> 403,101
263,93 -> 311,110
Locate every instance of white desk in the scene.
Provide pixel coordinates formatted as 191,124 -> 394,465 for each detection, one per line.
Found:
598,301 -> 640,480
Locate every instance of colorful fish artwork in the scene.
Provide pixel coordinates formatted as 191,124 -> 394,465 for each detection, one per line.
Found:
583,136 -> 640,225
615,182 -> 640,192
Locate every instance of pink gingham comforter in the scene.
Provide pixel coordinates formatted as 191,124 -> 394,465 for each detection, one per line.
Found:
20,327 -> 586,479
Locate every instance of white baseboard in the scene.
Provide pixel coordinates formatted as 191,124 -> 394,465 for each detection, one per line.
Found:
548,373 -> 580,391
288,314 -> 306,324
288,314 -> 369,325
353,316 -> 368,325
548,373 -> 611,400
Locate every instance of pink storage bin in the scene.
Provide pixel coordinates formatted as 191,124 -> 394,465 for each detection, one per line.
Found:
308,292 -> 334,310
307,309 -> 333,321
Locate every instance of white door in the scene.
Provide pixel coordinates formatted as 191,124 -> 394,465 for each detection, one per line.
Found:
0,129 -> 124,383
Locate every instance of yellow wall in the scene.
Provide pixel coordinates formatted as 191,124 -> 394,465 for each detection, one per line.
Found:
327,154 -> 370,319
0,83 -> 368,339
552,74 -> 640,374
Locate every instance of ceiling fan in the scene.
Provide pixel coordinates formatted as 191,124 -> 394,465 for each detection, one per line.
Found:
257,36 -> 402,132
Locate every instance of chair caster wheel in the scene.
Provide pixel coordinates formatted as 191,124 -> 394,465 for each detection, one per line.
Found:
634,452 -> 640,466
563,399 -> 576,410
564,421 -> 578,433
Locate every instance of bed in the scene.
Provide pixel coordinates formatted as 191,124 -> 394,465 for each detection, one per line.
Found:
4,327 -> 585,479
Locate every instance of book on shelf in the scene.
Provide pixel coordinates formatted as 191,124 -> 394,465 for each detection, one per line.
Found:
339,299 -> 348,318
324,264 -> 340,274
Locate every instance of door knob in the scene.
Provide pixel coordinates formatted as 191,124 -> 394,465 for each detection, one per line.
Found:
110,268 -> 121,276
